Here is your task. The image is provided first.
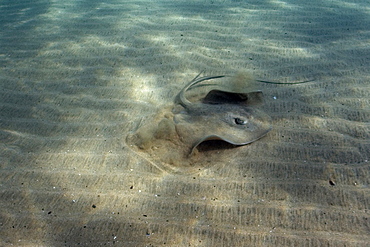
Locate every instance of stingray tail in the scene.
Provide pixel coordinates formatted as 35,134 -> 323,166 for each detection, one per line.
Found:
256,79 -> 315,84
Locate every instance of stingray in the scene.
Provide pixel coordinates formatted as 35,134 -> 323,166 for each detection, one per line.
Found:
172,73 -> 272,155
126,72 -> 313,172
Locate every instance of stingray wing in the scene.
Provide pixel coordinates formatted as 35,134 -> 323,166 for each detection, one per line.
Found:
202,90 -> 263,105
189,125 -> 271,156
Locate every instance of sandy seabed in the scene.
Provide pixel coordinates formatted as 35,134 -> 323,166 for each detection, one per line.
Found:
0,0 -> 369,246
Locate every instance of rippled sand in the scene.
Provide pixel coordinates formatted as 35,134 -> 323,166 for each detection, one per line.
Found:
0,0 -> 369,246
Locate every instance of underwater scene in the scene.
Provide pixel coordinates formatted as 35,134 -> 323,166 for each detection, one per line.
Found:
0,0 -> 369,246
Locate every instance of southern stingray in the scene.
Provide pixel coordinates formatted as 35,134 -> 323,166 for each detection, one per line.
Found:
126,72 -> 313,173
173,72 -> 272,155
126,72 -> 276,173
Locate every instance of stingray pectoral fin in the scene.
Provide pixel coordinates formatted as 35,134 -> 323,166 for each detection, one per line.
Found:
189,135 -> 225,156
203,90 -> 263,105
189,126 -> 271,156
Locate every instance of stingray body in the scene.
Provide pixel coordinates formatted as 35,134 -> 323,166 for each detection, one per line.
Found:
173,74 -> 272,155
126,72 -> 272,173
126,72 -> 312,172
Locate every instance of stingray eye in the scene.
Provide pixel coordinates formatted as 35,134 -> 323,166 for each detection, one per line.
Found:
234,117 -> 247,125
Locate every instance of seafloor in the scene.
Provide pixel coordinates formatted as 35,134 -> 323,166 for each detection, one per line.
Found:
0,0 -> 369,246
